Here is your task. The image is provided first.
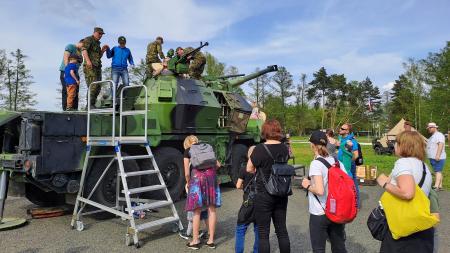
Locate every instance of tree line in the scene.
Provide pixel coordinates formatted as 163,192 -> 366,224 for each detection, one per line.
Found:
1,42 -> 448,137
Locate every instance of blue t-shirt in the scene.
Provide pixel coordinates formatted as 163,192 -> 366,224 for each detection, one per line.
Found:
337,133 -> 358,162
64,63 -> 79,85
106,46 -> 134,70
59,44 -> 77,71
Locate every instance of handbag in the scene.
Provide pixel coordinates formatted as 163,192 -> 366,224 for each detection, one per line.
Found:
259,144 -> 295,197
237,175 -> 256,224
380,162 -> 439,239
367,203 -> 388,241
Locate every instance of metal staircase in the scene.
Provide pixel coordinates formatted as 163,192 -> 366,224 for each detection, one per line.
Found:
70,81 -> 183,248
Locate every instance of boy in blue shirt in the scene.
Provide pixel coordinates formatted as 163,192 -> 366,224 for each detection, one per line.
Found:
64,54 -> 81,111
106,36 -> 134,89
59,39 -> 83,110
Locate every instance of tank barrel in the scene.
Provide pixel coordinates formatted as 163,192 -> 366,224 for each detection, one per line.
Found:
217,74 -> 246,79
229,65 -> 278,87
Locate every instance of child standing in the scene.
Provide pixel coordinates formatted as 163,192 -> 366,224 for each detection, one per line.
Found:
235,145 -> 259,253
64,54 -> 80,111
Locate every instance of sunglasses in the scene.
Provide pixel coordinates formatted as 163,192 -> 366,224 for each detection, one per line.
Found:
340,127 -> 348,131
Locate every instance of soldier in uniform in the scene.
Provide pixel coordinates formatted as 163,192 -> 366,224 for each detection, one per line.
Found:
82,27 -> 108,108
185,47 -> 206,79
146,36 -> 165,78
168,47 -> 191,76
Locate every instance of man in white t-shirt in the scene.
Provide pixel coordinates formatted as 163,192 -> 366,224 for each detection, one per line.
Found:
426,122 -> 446,190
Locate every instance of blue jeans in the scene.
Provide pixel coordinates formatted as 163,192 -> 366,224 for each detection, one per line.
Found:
235,223 -> 259,253
350,163 -> 360,208
111,68 -> 129,87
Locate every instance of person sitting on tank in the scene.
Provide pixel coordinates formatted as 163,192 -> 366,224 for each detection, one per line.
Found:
185,47 -> 206,80
154,48 -> 175,76
168,47 -> 192,77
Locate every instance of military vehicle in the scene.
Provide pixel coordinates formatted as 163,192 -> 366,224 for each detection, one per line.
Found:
0,63 -> 278,209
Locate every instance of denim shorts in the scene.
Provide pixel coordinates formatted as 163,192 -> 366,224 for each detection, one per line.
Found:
429,159 -> 446,172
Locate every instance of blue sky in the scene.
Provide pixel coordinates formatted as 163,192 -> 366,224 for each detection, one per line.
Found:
1,0 -> 449,110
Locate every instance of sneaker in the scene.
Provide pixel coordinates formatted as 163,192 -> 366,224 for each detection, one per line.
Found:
186,242 -> 201,250
179,231 -> 191,240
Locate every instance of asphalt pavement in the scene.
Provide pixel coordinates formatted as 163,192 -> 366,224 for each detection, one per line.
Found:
1,185 -> 449,253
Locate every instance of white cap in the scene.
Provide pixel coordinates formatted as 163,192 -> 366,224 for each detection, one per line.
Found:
427,122 -> 438,129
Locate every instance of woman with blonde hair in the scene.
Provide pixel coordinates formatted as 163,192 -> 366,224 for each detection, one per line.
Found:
183,135 -> 221,250
376,131 -> 434,252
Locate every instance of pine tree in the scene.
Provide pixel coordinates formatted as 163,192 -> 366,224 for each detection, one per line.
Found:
307,67 -> 331,128
248,67 -> 271,108
5,49 -> 36,110
270,66 -> 294,128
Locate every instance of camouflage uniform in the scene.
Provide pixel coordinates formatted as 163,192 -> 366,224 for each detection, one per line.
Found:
189,51 -> 206,79
82,35 -> 102,106
146,40 -> 165,77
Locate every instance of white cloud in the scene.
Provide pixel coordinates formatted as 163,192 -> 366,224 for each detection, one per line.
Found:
382,81 -> 395,91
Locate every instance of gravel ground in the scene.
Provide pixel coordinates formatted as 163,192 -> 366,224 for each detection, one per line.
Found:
1,185 -> 448,253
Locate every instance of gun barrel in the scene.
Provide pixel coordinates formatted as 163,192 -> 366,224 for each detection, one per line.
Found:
229,65 -> 278,87
217,74 -> 246,79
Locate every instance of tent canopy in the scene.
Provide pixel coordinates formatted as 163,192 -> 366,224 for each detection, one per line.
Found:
378,118 -> 426,148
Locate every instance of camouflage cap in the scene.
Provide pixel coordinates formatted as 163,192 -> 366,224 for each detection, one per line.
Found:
156,36 -> 163,43
184,47 -> 194,54
118,36 -> 126,43
94,27 -> 105,34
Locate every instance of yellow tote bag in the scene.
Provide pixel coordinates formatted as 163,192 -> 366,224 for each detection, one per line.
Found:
380,185 -> 439,240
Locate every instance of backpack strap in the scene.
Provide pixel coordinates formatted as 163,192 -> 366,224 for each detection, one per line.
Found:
310,157 -> 337,212
243,174 -> 256,193
418,162 -> 426,188
262,144 -> 275,161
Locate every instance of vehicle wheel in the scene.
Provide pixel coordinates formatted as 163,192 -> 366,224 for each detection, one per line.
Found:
140,147 -> 184,202
25,183 -> 66,207
374,146 -> 382,155
229,144 -> 249,185
84,152 -> 140,218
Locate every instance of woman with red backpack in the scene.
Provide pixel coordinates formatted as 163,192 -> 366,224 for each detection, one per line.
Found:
302,130 -> 353,253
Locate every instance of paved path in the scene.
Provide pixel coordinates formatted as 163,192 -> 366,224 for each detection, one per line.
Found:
1,186 -> 448,253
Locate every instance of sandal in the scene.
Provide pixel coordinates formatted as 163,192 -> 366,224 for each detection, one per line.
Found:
186,242 -> 201,250
206,242 -> 216,249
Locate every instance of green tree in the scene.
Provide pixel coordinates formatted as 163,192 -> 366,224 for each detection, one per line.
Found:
5,49 -> 36,110
389,74 -> 415,125
420,42 -> 450,131
130,59 -> 148,85
307,67 -> 331,129
270,66 -> 294,128
204,52 -> 225,77
248,67 -> 271,108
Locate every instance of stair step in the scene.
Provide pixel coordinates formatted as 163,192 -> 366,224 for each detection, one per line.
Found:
124,170 -> 158,177
126,200 -> 173,212
120,155 -> 153,160
123,185 -> 166,195
136,216 -> 179,231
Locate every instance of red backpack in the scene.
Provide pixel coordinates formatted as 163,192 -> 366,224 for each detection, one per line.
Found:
313,157 -> 358,224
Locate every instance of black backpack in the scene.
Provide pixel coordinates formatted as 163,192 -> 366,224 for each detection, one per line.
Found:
259,144 -> 295,197
355,142 -> 364,166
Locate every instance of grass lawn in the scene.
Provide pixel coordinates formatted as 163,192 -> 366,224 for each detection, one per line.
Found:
290,142 -> 450,190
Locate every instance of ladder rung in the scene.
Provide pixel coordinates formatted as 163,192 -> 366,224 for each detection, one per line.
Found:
120,155 -> 153,161
118,137 -> 148,144
123,185 -> 166,195
124,170 -> 158,177
126,200 -> 173,212
89,108 -> 115,114
136,216 -> 179,231
121,110 -> 146,116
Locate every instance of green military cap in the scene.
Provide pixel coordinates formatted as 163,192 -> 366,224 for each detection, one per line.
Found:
156,36 -> 164,43
167,48 -> 174,58
118,36 -> 126,43
94,27 -> 105,34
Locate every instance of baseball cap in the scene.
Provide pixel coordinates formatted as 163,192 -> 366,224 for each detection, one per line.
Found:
118,36 -> 126,43
94,27 -> 105,34
68,54 -> 80,60
309,130 -> 328,146
427,122 -> 438,129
